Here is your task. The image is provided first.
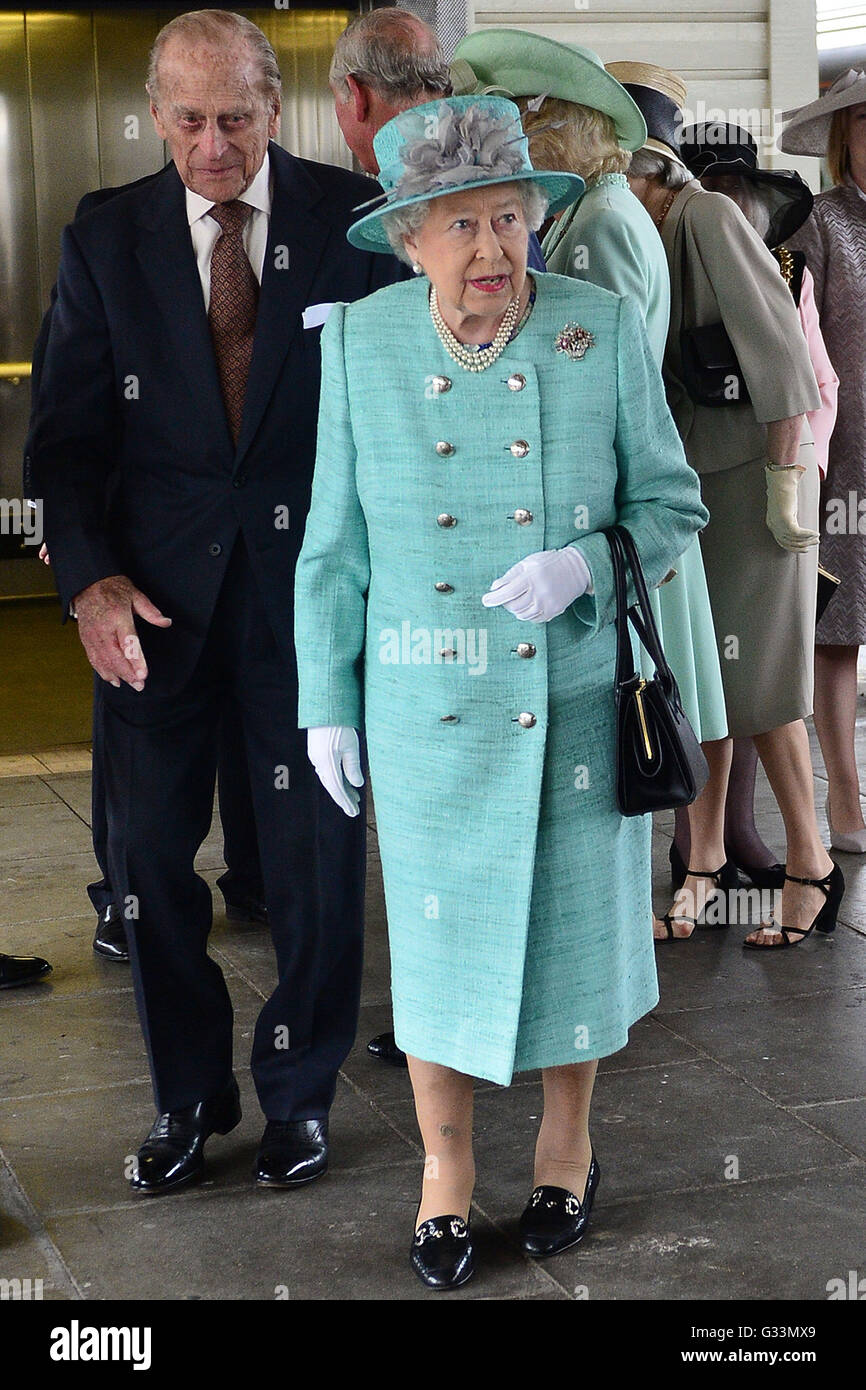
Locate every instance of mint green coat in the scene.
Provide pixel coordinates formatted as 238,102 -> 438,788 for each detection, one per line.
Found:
294,273 -> 707,1085
545,174 -> 727,742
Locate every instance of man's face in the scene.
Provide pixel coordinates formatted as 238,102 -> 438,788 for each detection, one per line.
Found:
151,37 -> 280,202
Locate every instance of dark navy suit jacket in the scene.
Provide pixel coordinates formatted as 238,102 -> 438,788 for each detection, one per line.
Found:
30,142 -> 404,695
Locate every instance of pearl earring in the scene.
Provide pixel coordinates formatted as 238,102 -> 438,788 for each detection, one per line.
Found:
412,262 -> 423,275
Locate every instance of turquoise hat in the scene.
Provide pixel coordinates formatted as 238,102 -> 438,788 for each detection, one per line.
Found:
451,30 -> 647,153
347,94 -> 585,254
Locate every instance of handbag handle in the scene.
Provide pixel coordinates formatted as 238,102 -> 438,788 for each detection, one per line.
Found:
603,525 -> 678,698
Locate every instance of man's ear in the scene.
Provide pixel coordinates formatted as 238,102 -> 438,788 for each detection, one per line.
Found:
345,74 -> 370,124
149,97 -> 166,141
268,96 -> 281,140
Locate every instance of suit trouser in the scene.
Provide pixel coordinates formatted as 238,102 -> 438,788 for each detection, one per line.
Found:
101,535 -> 365,1118
88,680 -> 263,916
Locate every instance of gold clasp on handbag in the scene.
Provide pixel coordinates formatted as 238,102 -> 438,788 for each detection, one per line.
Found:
635,679 -> 654,762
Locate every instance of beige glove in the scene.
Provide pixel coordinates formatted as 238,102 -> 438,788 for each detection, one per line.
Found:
765,466 -> 819,553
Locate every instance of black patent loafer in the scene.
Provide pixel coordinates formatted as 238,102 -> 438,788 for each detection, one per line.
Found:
93,904 -> 129,962
255,1119 -> 328,1188
519,1154 -> 600,1257
130,1077 -> 241,1195
411,1215 -> 474,1290
366,1030 -> 408,1068
0,953 -> 52,989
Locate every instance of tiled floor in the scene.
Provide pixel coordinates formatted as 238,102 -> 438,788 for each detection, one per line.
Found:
1,721 -> 865,1301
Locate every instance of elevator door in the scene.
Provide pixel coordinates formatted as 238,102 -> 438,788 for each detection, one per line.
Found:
0,6 -> 353,598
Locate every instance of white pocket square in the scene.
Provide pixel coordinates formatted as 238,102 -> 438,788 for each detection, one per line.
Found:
302,303 -> 335,329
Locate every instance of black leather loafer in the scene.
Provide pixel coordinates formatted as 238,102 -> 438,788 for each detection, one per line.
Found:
410,1216 -> 474,1290
93,904 -> 129,962
0,953 -> 52,989
366,1030 -> 408,1068
255,1119 -> 328,1188
519,1153 -> 600,1257
221,892 -> 268,925
130,1077 -> 241,1195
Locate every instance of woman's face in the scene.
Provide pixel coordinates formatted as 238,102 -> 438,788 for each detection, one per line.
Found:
844,102 -> 866,182
700,171 -> 749,213
404,183 -> 530,326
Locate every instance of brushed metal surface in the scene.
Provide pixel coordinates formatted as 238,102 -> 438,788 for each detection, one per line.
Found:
0,13 -> 41,361
26,12 -> 100,311
93,9 -> 170,189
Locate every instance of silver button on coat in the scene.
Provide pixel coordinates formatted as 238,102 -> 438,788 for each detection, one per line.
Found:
437,513 -> 457,528
513,509 -> 533,525
507,373 -> 526,391
431,375 -> 452,394
510,440 -> 530,458
435,441 -> 455,457
517,712 -> 537,728
515,643 -> 537,659
434,581 -> 454,593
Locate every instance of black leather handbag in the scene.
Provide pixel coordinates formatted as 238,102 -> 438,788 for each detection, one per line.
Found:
604,525 -> 709,817
679,321 -> 752,408
677,234 -> 751,408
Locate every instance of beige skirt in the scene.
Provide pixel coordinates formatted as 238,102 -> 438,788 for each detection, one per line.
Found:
697,443 -> 819,739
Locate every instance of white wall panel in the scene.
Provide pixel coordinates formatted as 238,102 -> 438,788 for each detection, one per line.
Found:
466,0 -> 820,179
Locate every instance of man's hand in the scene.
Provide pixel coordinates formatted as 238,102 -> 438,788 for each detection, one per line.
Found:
73,575 -> 172,691
39,543 -> 50,565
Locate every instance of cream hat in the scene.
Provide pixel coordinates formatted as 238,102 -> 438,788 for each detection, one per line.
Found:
605,61 -> 689,169
779,67 -> 866,157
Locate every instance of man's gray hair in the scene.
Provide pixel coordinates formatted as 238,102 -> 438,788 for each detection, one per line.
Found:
330,8 -> 451,105
382,180 -> 549,264
628,148 -> 693,189
147,9 -> 281,111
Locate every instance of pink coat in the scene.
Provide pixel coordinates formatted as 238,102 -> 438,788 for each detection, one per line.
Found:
799,264 -> 838,477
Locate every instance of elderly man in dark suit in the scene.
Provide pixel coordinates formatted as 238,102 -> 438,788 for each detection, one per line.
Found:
31,9 -> 402,1194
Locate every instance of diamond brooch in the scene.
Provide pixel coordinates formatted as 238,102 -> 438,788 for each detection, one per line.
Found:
555,323 -> 596,361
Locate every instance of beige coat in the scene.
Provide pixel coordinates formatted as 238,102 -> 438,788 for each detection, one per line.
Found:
660,181 -> 821,475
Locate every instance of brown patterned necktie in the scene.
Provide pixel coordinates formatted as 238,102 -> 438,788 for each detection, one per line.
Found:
207,200 -> 259,444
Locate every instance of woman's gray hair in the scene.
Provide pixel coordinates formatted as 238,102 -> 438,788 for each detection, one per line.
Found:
628,149 -> 693,188
147,10 -> 281,111
382,180 -> 549,264
330,9 -> 452,105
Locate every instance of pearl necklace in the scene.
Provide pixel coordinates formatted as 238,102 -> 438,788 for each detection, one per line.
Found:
429,285 -> 522,373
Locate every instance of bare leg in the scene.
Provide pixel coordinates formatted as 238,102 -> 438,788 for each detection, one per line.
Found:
534,1059 -> 598,1194
724,737 -> 779,868
746,719 -> 835,945
654,737 -> 733,939
814,643 -> 865,833
407,1055 -> 475,1226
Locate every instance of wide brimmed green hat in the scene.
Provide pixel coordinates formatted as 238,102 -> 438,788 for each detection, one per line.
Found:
347,95 -> 585,255
451,29 -> 647,152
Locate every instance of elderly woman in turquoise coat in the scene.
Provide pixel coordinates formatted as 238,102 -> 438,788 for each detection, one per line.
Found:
294,95 -> 707,1291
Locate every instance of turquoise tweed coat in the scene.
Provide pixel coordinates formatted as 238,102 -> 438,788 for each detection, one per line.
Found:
295,273 -> 707,1085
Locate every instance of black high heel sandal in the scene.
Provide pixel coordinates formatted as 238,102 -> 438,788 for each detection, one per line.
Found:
657,863 -> 736,942
669,842 -> 740,893
743,864 -> 844,949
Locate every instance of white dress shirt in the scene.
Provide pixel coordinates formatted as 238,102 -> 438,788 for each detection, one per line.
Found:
185,152 -> 272,311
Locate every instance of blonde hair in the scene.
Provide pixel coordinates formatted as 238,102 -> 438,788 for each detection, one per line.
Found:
516,96 -> 630,184
827,109 -> 851,186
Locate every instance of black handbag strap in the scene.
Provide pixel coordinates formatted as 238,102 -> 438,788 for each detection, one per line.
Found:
604,525 -> 677,694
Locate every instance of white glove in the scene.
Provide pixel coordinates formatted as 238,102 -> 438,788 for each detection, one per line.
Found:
765,466 -> 819,553
307,726 -> 364,817
481,546 -> 592,622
